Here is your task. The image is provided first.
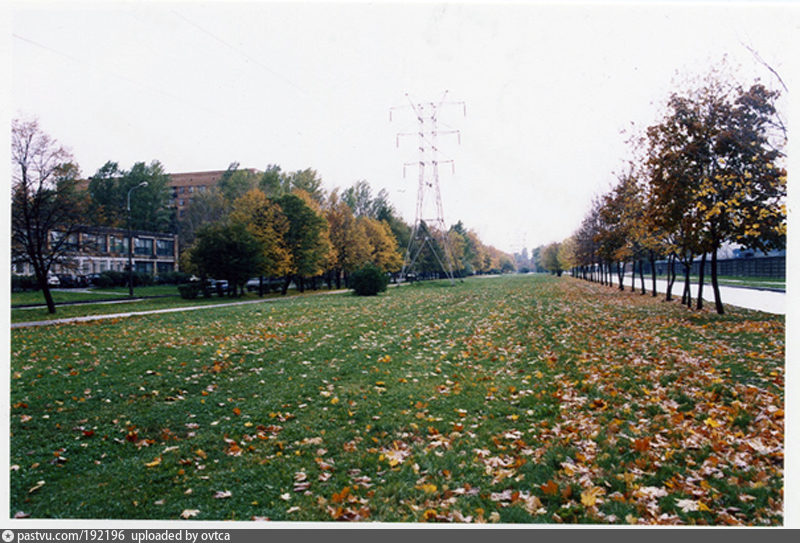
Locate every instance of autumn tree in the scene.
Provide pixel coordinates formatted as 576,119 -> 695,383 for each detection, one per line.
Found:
361,217 -> 403,275
11,118 -> 86,313
646,77 -> 785,313
231,189 -> 292,292
540,242 -> 563,276
325,190 -> 371,288
276,191 -> 333,293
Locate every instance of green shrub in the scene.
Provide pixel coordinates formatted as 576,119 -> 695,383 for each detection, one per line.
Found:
11,274 -> 39,292
350,264 -> 388,296
177,283 -> 200,299
157,271 -> 192,285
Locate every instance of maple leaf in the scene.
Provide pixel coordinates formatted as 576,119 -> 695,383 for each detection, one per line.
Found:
676,499 -> 699,513
213,490 -> 232,499
632,437 -> 650,452
580,486 -> 605,507
541,480 -> 559,495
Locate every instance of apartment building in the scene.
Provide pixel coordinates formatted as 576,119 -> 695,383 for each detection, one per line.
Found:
169,168 -> 262,217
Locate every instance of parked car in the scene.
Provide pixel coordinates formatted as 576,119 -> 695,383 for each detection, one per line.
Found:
56,274 -> 88,288
246,277 -> 283,292
47,274 -> 60,287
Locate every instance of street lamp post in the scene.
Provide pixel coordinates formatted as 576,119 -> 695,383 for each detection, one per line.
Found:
127,181 -> 148,297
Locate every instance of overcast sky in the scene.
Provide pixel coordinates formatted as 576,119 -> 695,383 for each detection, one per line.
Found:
6,0 -> 797,253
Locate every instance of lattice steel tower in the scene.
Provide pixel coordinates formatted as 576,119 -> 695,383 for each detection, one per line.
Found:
391,91 -> 465,284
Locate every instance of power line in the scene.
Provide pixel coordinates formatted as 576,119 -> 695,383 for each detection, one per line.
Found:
392,91 -> 466,285
170,10 -> 310,97
12,32 -> 218,116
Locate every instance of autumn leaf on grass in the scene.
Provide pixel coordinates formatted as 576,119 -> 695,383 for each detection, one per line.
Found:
214,490 -> 232,499
28,480 -> 45,494
180,509 -> 200,519
381,441 -> 411,467
704,417 -> 722,429
144,457 -> 162,468
632,437 -> 650,453
223,437 -> 242,456
580,487 -> 605,507
676,499 -> 699,513
541,480 -> 559,496
416,483 -> 438,494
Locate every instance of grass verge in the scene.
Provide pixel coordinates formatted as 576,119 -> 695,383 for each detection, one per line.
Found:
9,275 -> 784,524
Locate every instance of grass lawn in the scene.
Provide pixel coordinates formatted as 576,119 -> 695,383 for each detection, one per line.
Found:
9,275 -> 784,524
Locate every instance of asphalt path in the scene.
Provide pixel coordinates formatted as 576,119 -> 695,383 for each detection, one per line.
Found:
10,289 -> 349,329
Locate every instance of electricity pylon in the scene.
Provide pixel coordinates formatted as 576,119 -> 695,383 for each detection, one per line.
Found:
391,91 -> 465,284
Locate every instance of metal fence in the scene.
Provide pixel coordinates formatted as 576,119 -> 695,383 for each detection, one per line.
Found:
651,256 -> 785,278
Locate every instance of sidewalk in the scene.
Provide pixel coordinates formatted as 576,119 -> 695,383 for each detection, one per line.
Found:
11,289 -> 349,329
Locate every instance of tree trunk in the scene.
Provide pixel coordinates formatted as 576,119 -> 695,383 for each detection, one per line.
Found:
696,253 -> 707,311
281,275 -> 291,295
617,262 -> 624,291
649,251 -> 657,297
711,248 -> 724,315
681,261 -> 691,308
665,254 -> 675,302
297,276 -> 305,293
631,260 -> 636,291
639,259 -> 646,294
38,273 -> 57,314
258,276 -> 264,297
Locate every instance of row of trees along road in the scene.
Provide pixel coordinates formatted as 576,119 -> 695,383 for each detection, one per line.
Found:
554,73 -> 786,314
11,121 -> 514,313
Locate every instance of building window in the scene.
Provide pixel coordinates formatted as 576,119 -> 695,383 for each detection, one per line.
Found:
50,231 -> 79,251
156,239 -> 175,256
82,232 -> 107,253
188,186 -> 195,193
109,236 -> 129,254
157,262 -> 174,275
135,261 -> 154,275
134,237 -> 154,256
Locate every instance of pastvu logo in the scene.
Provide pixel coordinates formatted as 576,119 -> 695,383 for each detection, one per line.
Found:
2,530 -> 15,543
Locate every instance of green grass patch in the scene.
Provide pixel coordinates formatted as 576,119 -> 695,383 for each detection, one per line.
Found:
9,275 -> 784,524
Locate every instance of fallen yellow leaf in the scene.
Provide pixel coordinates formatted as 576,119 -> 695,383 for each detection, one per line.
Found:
580,486 -> 605,507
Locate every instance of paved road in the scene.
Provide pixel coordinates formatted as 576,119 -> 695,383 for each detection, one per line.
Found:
10,289 -> 348,329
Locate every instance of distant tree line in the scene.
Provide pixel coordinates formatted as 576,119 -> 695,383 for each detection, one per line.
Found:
11,120 -> 515,312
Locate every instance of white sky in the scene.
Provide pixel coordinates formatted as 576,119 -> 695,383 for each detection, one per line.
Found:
5,0 -> 798,254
